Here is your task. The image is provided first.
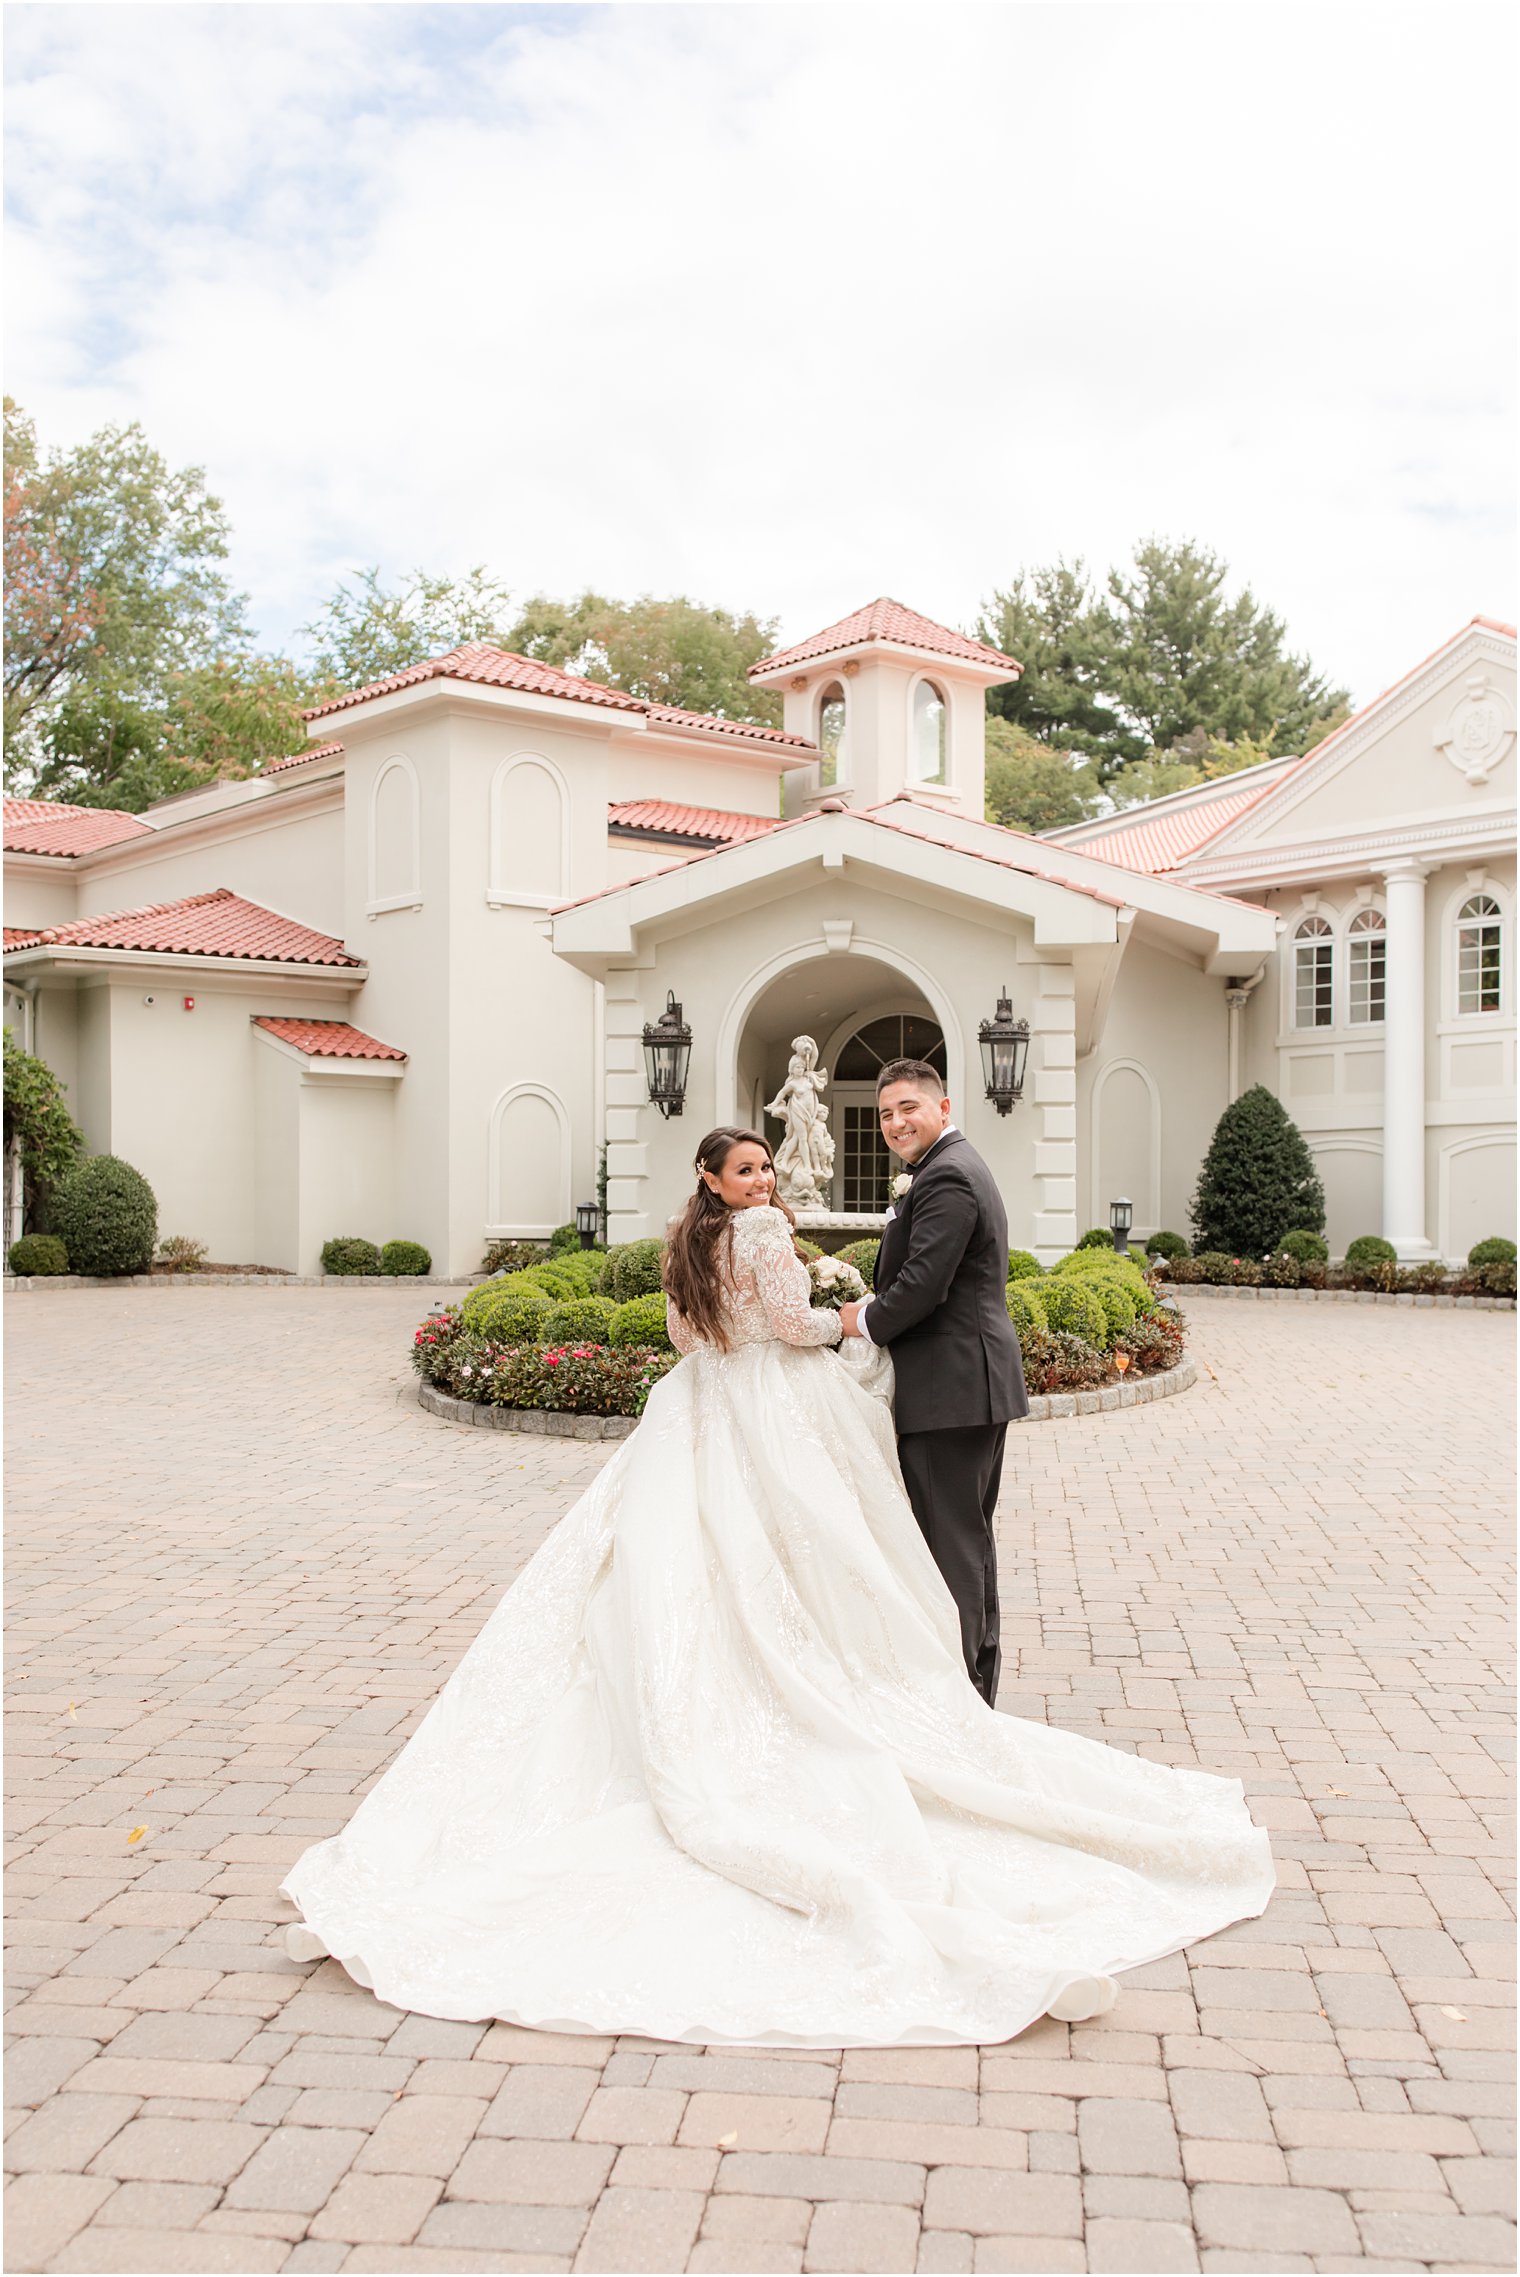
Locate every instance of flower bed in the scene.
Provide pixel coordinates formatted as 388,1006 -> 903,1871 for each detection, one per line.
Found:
1153,1252 -> 1515,1299
413,1310 -> 675,1417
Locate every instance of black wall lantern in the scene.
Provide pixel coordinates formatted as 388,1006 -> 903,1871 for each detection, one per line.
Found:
977,989 -> 1030,1115
575,1201 -> 599,1249
642,991 -> 692,1119
1109,1196 -> 1134,1254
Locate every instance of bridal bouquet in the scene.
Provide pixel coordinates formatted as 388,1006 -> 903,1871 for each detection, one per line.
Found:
808,1253 -> 867,1311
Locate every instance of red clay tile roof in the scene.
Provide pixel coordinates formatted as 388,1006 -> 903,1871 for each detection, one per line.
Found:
642,704 -> 814,749
303,643 -> 649,723
4,798 -> 154,858
253,1017 -> 403,1061
6,888 -> 361,967
260,741 -> 344,776
1056,772 -> 1294,874
4,926 -> 42,948
302,642 -> 812,749
751,599 -> 1021,681
608,799 -> 780,846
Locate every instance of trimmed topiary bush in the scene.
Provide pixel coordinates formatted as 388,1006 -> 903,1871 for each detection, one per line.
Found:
1006,1249 -> 1042,1282
1082,1275 -> 1139,1342
541,1295 -> 616,1345
604,1238 -> 665,1303
51,1155 -> 157,1277
8,1233 -> 68,1276
381,1240 -> 431,1277
1279,1229 -> 1330,1264
1005,1281 -> 1047,1336
547,1222 -> 582,1255
837,1239 -> 881,1289
609,1291 -> 674,1351
549,1247 -> 608,1295
519,1261 -> 582,1301
1191,1085 -> 1325,1257
460,1274 -> 554,1341
794,1236 -> 824,1261
322,1236 -> 381,1275
1075,1225 -> 1115,1249
1468,1237 -> 1517,1267
1344,1235 -> 1397,1266
1038,1276 -> 1109,1348
1144,1229 -> 1188,1263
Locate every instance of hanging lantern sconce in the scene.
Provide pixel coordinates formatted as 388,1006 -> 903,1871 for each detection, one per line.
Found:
641,991 -> 693,1119
977,989 -> 1030,1115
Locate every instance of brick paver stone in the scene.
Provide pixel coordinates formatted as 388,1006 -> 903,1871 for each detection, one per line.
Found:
4,1285 -> 1513,2273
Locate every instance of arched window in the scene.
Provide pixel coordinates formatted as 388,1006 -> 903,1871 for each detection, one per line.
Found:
818,683 -> 847,790
1348,909 -> 1386,1025
833,1014 -> 947,1081
1293,915 -> 1334,1028
1456,894 -> 1503,1015
911,680 -> 947,785
829,1015 -> 947,1214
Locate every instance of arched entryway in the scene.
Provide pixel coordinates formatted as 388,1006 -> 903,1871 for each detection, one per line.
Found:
727,950 -> 951,1216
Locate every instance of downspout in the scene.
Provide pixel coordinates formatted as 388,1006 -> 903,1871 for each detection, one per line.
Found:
1224,969 -> 1265,1102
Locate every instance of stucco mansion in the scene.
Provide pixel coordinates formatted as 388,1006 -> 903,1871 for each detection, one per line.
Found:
4,599 -> 1515,1274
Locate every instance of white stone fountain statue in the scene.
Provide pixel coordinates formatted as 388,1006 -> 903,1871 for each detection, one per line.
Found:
765,1036 -> 836,1211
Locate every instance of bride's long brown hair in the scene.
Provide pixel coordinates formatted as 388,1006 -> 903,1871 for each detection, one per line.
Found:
662,1126 -> 805,1352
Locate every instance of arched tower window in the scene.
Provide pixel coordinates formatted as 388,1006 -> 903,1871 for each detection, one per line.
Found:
1293,915 -> 1334,1028
817,683 -> 847,790
1348,908 -> 1386,1025
911,680 -> 947,785
1456,893 -> 1503,1015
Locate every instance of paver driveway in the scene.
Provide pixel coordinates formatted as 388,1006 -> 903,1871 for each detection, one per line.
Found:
4,1285 -> 1514,2277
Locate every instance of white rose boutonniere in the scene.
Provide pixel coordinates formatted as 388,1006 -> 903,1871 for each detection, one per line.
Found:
890,1172 -> 913,1201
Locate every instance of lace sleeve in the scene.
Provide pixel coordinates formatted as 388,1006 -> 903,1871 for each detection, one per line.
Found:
665,1296 -> 699,1355
738,1209 -> 842,1348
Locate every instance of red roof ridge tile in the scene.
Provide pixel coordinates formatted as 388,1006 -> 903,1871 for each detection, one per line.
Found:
751,598 -> 1021,681
252,1016 -> 404,1062
260,740 -> 345,776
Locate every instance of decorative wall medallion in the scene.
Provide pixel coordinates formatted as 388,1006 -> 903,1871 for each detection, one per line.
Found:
1435,673 -> 1515,785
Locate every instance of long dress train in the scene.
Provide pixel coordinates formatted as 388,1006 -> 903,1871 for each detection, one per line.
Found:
281,1203 -> 1273,2046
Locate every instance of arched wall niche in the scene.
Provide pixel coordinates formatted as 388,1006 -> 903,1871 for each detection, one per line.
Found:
1438,1133 -> 1516,1260
368,755 -> 422,916
487,1082 -> 571,1236
1090,1057 -> 1161,1232
488,754 -> 571,907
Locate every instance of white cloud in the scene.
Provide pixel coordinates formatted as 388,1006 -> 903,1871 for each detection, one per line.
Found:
6,1 -> 1515,705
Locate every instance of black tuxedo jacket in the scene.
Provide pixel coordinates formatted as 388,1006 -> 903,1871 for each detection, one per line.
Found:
867,1130 -> 1028,1436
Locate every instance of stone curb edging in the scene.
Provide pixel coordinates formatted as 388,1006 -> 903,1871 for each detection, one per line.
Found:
415,1356 -> 1199,1440
4,1273 -> 479,1292
1166,1283 -> 1515,1310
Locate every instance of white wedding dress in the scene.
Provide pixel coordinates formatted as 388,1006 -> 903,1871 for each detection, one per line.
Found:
281,1204 -> 1273,2045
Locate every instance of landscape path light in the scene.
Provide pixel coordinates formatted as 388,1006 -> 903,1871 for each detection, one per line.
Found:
1110,1196 -> 1134,1253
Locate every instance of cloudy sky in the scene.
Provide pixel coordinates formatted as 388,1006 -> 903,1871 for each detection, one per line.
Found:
6,2 -> 1515,704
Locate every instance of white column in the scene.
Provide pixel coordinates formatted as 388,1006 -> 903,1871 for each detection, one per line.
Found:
1380,861 -> 1434,1258
1028,963 -> 1078,1262
603,984 -> 653,1239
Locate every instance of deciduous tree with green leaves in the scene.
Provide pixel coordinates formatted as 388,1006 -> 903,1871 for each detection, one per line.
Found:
300,564 -> 517,691
505,591 -> 782,726
983,717 -> 1102,834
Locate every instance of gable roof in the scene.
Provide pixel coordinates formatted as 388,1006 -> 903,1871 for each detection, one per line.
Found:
4,888 -> 361,967
302,642 -> 814,747
608,799 -> 780,847
750,599 -> 1021,682
252,1017 -> 404,1060
1052,615 -> 1518,878
4,798 -> 154,858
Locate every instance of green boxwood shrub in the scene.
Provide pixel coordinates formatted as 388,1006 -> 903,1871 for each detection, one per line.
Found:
547,1221 -> 583,1254
1191,1084 -> 1325,1256
1038,1276 -> 1109,1347
550,1247 -> 608,1295
609,1291 -> 674,1350
1083,1276 -> 1139,1341
519,1261 -> 582,1300
461,1274 -> 553,1341
794,1236 -> 823,1260
604,1238 -> 665,1302
380,1240 -> 431,1276
1006,1249 -> 1042,1282
541,1295 -> 616,1345
51,1155 -> 157,1276
321,1235 -> 381,1275
1468,1237 -> 1517,1267
1075,1225 -> 1115,1249
1144,1229 -> 1188,1262
837,1238 -> 881,1289
1344,1235 -> 1397,1265
1005,1281 -> 1047,1336
1279,1229 -> 1330,1263
1053,1251 -> 1154,1310
8,1233 -> 69,1275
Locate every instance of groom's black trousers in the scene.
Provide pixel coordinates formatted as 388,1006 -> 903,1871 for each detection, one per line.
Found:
896,1423 -> 1006,1707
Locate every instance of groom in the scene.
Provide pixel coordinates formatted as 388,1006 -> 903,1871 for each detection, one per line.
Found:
840,1060 -> 1027,1705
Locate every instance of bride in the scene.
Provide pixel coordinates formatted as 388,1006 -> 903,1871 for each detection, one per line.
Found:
281,1126 -> 1273,2046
